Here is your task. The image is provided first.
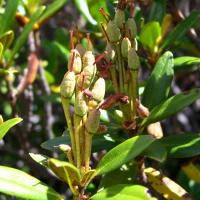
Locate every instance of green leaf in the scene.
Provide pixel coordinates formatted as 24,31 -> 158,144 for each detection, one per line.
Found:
29,153 -> 50,169
98,160 -> 137,191
7,6 -> 46,67
141,139 -> 167,162
38,0 -> 69,25
95,135 -> 154,176
0,68 -> 18,74
141,51 -> 174,112
159,133 -> 200,158
80,170 -> 96,187
53,41 -> 69,62
159,10 -> 200,52
140,88 -> 200,130
0,30 -> 14,52
0,118 -> 22,140
148,0 -> 166,25
0,0 -> 19,38
74,0 -> 97,25
91,184 -> 151,200
139,21 -> 161,54
44,70 -> 55,85
40,93 -> 61,104
174,56 -> 200,67
0,166 -> 64,200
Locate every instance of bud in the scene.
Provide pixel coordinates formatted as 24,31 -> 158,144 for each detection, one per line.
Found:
126,18 -> 137,40
85,109 -> 100,134
74,91 -> 88,116
106,20 -> 121,44
114,9 -> 125,30
82,51 -> 95,70
136,99 -> 149,119
68,50 -> 82,74
147,122 -> 163,139
91,78 -> 105,103
54,144 -> 71,153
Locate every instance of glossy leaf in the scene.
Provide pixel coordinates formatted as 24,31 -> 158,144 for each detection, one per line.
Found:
174,56 -> 200,67
0,166 -> 64,200
91,184 -> 151,200
0,0 -> 19,38
7,6 -> 45,67
141,51 -> 174,112
38,0 -> 69,25
74,0 -> 97,25
159,9 -> 200,52
29,153 -> 50,169
95,135 -> 154,176
98,161 -> 137,191
159,133 -> 200,158
0,118 -> 22,140
140,88 -> 200,130
148,0 -> 166,25
0,30 -> 14,52
139,21 -> 161,54
141,139 -> 167,162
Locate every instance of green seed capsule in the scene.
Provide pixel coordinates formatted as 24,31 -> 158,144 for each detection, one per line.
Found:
68,49 -> 82,74
85,109 -> 100,134
106,20 -> 121,44
60,71 -> 75,98
74,91 -> 88,116
114,9 -> 125,30
126,18 -> 137,40
91,78 -> 105,103
76,43 -> 86,58
104,42 -> 116,64
82,51 -> 95,69
121,38 -> 131,60
128,47 -> 140,70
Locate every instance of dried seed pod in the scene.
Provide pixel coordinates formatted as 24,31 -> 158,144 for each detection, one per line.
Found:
85,109 -> 100,134
74,91 -> 88,116
136,99 -> 149,119
114,9 -> 125,30
106,20 -> 121,44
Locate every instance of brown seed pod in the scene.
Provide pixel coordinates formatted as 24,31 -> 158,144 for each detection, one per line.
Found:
85,109 -> 100,134
136,99 -> 149,119
106,20 -> 121,44
114,9 -> 125,30
74,91 -> 88,116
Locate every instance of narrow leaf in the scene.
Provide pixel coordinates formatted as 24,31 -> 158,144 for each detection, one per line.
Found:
140,88 -> 200,129
0,166 -> 64,200
95,135 -> 155,176
0,30 -> 14,52
7,6 -> 46,67
91,184 -> 151,200
29,153 -> 50,169
0,0 -> 19,38
0,118 -> 22,140
141,51 -> 174,112
159,133 -> 200,158
141,139 -> 167,162
174,56 -> 200,67
159,9 -> 200,52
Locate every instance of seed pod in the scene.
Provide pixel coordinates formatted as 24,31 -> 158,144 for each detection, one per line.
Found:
88,99 -> 98,109
114,9 -> 125,30
91,78 -> 105,103
85,109 -> 100,134
106,20 -> 121,44
68,50 -> 82,74
55,144 -> 71,153
128,46 -> 140,70
136,99 -> 149,118
74,91 -> 88,116
126,18 -> 137,40
147,122 -> 163,139
82,51 -> 95,69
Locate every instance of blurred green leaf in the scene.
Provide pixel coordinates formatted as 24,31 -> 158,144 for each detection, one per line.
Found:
95,135 -> 154,176
0,0 -> 19,38
0,166 -> 64,200
0,30 -> 14,52
98,161 -> 137,191
7,6 -> 45,67
140,88 -> 200,131
53,41 -> 69,62
0,118 -> 22,140
29,153 -> 50,169
0,68 -> 18,74
74,0 -> 97,25
159,9 -> 200,52
44,70 -> 55,85
174,56 -> 200,67
139,21 -> 161,54
38,0 -> 69,25
148,0 -> 166,25
141,51 -> 174,112
159,133 -> 200,158
91,184 -> 151,200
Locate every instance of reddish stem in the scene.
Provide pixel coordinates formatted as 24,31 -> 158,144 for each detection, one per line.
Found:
129,29 -> 133,48
86,33 -> 90,51
101,59 -> 112,78
137,18 -> 144,31
93,51 -> 107,66
70,30 -> 74,50
70,51 -> 75,72
123,23 -> 127,39
75,26 -> 80,44
81,73 -> 85,92
101,7 -> 112,20
100,22 -> 110,43
97,96 -> 112,110
99,7 -> 108,23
